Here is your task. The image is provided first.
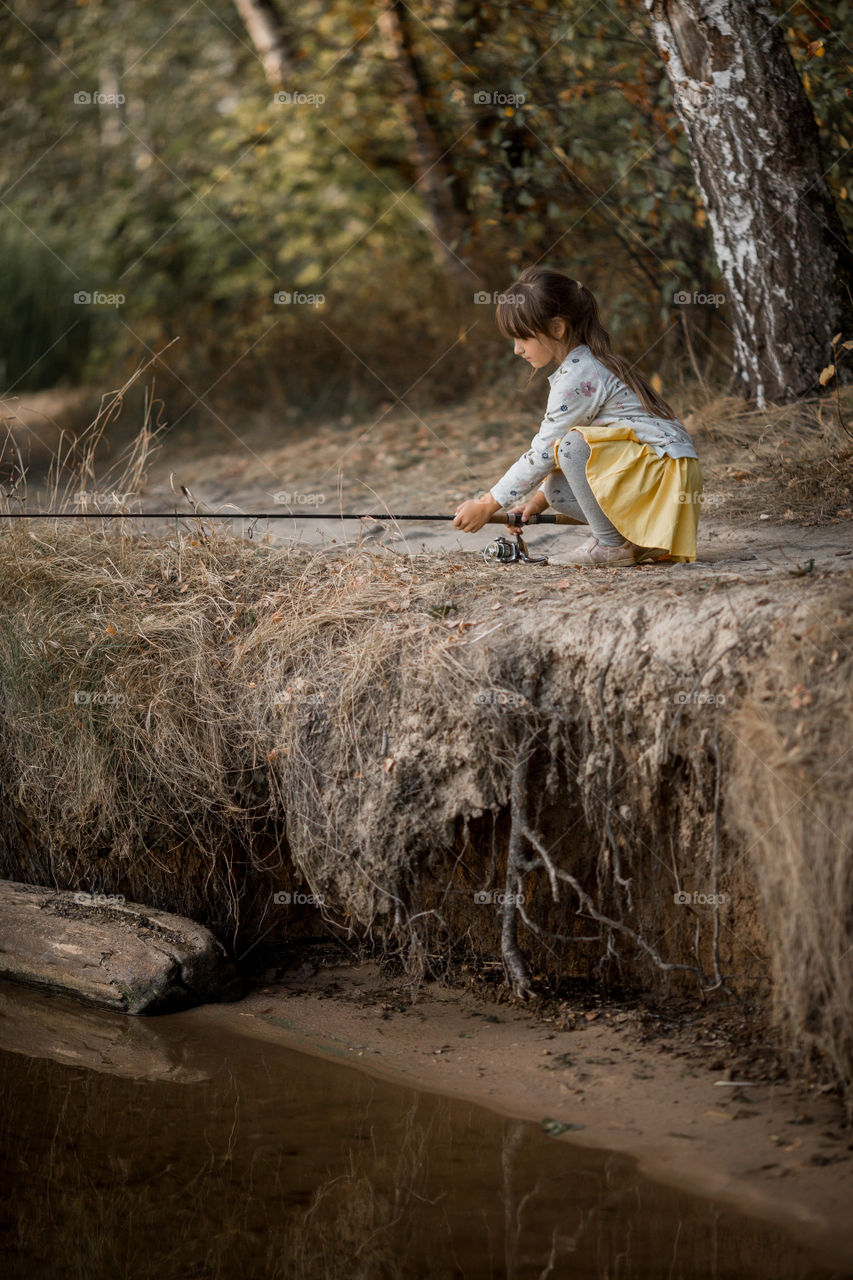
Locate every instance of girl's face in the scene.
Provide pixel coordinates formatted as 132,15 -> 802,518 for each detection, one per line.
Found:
512,319 -> 569,369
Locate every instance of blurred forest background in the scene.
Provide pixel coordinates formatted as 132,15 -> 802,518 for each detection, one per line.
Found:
0,0 -> 851,435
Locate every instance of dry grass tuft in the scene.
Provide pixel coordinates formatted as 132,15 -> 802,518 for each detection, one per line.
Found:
684,385 -> 853,522
726,590 -> 853,1111
0,367 -> 519,950
0,511 -> 520,941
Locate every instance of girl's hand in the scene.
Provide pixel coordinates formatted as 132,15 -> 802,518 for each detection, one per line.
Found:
507,493 -> 549,525
453,494 -> 501,533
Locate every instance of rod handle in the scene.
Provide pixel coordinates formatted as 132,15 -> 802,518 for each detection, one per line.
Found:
487,512 -> 584,527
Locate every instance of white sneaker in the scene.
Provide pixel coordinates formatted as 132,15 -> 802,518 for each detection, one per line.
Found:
564,537 -> 638,566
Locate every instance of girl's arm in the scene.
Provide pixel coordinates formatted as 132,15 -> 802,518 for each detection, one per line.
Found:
488,361 -> 608,510
452,487 -> 547,533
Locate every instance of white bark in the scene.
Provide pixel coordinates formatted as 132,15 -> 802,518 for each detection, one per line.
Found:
233,0 -> 299,89
646,0 -> 853,405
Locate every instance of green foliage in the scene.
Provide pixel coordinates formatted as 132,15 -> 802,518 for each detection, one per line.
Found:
0,0 -> 849,405
0,222 -> 90,390
785,0 -> 853,210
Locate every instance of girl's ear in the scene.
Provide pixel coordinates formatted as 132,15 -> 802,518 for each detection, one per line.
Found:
549,317 -> 567,340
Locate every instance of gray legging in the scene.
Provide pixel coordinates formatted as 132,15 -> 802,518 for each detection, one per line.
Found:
540,430 -> 624,548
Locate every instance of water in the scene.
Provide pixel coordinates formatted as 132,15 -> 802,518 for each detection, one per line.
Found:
0,980 -> 845,1280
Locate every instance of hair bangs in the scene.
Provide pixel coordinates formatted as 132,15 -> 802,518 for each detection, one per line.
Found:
495,288 -> 543,340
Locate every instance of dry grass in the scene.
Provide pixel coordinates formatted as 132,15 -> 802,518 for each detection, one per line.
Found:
0,365 -> 512,945
683,384 -> 853,522
0,372 -> 516,943
0,511 -> 520,940
727,591 -> 853,1107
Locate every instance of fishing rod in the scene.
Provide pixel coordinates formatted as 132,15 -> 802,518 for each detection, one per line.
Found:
0,509 -> 582,565
0,511 -> 578,523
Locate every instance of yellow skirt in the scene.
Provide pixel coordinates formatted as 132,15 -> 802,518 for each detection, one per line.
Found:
555,423 -> 702,563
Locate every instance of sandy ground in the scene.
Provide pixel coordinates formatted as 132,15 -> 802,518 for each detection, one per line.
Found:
130,422 -> 853,573
187,958 -> 853,1273
96,465 -> 853,589
132,507 -> 853,578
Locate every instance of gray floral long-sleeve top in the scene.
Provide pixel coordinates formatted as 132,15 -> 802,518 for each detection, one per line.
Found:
489,344 -> 698,508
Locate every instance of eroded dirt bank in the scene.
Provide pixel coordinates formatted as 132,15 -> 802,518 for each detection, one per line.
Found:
0,519 -> 851,1110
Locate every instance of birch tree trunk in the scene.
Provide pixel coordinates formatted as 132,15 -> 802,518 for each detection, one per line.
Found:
232,0 -> 299,88
645,0 -> 853,405
233,0 -> 479,288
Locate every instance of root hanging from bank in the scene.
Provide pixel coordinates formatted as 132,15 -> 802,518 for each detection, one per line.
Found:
497,749 -> 733,1004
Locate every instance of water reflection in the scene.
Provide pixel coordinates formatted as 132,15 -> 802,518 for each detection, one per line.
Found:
0,982 -> 839,1279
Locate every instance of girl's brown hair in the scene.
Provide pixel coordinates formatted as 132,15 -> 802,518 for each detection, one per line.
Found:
496,265 -> 676,420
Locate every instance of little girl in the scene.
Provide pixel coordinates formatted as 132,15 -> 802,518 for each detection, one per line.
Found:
453,266 -> 702,565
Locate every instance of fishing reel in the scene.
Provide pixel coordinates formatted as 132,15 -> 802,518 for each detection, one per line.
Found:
483,532 -> 548,566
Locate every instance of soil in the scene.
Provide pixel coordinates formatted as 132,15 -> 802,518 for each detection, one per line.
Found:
190,946 -> 853,1273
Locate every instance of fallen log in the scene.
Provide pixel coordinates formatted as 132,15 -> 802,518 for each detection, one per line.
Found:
0,880 -> 242,1014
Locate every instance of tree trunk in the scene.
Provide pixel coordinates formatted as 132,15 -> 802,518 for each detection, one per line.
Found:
645,0 -> 853,405
232,0 -> 299,88
377,0 -> 481,288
